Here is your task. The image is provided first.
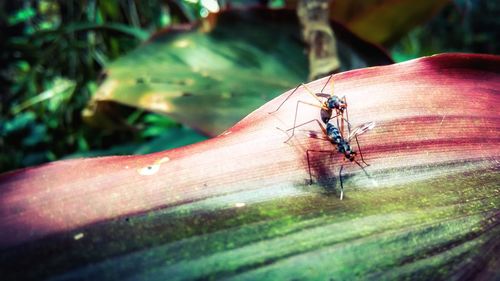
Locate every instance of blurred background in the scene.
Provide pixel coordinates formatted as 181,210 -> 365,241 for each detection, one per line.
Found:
0,0 -> 498,173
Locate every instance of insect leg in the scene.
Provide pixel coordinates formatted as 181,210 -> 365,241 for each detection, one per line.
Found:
354,135 -> 369,166
307,150 -> 313,184
320,74 -> 334,93
342,96 -> 350,138
339,164 -> 344,200
335,110 -> 342,136
339,100 -> 363,165
268,83 -> 303,114
269,83 -> 325,114
282,102 -> 325,143
306,149 -> 334,185
354,159 -> 369,174
324,110 -> 341,123
302,83 -> 328,105
340,114 -> 370,166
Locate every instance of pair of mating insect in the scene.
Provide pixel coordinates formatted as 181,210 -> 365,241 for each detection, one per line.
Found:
269,75 -> 375,199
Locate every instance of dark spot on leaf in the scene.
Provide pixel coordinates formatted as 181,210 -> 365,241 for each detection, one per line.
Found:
308,131 -> 319,138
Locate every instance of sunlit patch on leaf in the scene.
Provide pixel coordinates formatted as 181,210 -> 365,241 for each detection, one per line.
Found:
137,156 -> 170,176
137,93 -> 175,113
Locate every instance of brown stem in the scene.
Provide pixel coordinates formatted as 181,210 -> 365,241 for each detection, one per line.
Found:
297,0 -> 340,80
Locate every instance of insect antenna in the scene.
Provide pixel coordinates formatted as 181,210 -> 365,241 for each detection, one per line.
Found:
320,74 -> 334,93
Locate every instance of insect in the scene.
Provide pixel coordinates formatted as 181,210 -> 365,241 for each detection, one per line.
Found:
281,118 -> 375,199
269,75 -> 350,142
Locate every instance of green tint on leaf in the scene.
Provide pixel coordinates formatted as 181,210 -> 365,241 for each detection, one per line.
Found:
87,8 -> 392,136
65,127 -> 207,158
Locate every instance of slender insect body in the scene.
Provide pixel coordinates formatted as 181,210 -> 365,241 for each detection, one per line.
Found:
269,74 -> 374,199
337,140 -> 355,161
326,122 -> 356,161
326,123 -> 342,144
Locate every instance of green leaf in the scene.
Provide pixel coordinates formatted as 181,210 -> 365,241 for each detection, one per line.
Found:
87,8 -> 392,136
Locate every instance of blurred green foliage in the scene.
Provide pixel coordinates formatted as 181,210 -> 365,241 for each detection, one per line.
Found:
391,0 -> 500,62
0,0 -> 201,172
0,0 -> 498,173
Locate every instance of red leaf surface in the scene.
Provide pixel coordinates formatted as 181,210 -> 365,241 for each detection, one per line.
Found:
0,53 -> 498,253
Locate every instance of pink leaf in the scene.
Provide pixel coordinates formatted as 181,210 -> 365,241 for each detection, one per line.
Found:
0,54 -> 498,280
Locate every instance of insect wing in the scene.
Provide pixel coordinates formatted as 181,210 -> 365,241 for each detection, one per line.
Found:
316,93 -> 330,99
348,122 -> 375,141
